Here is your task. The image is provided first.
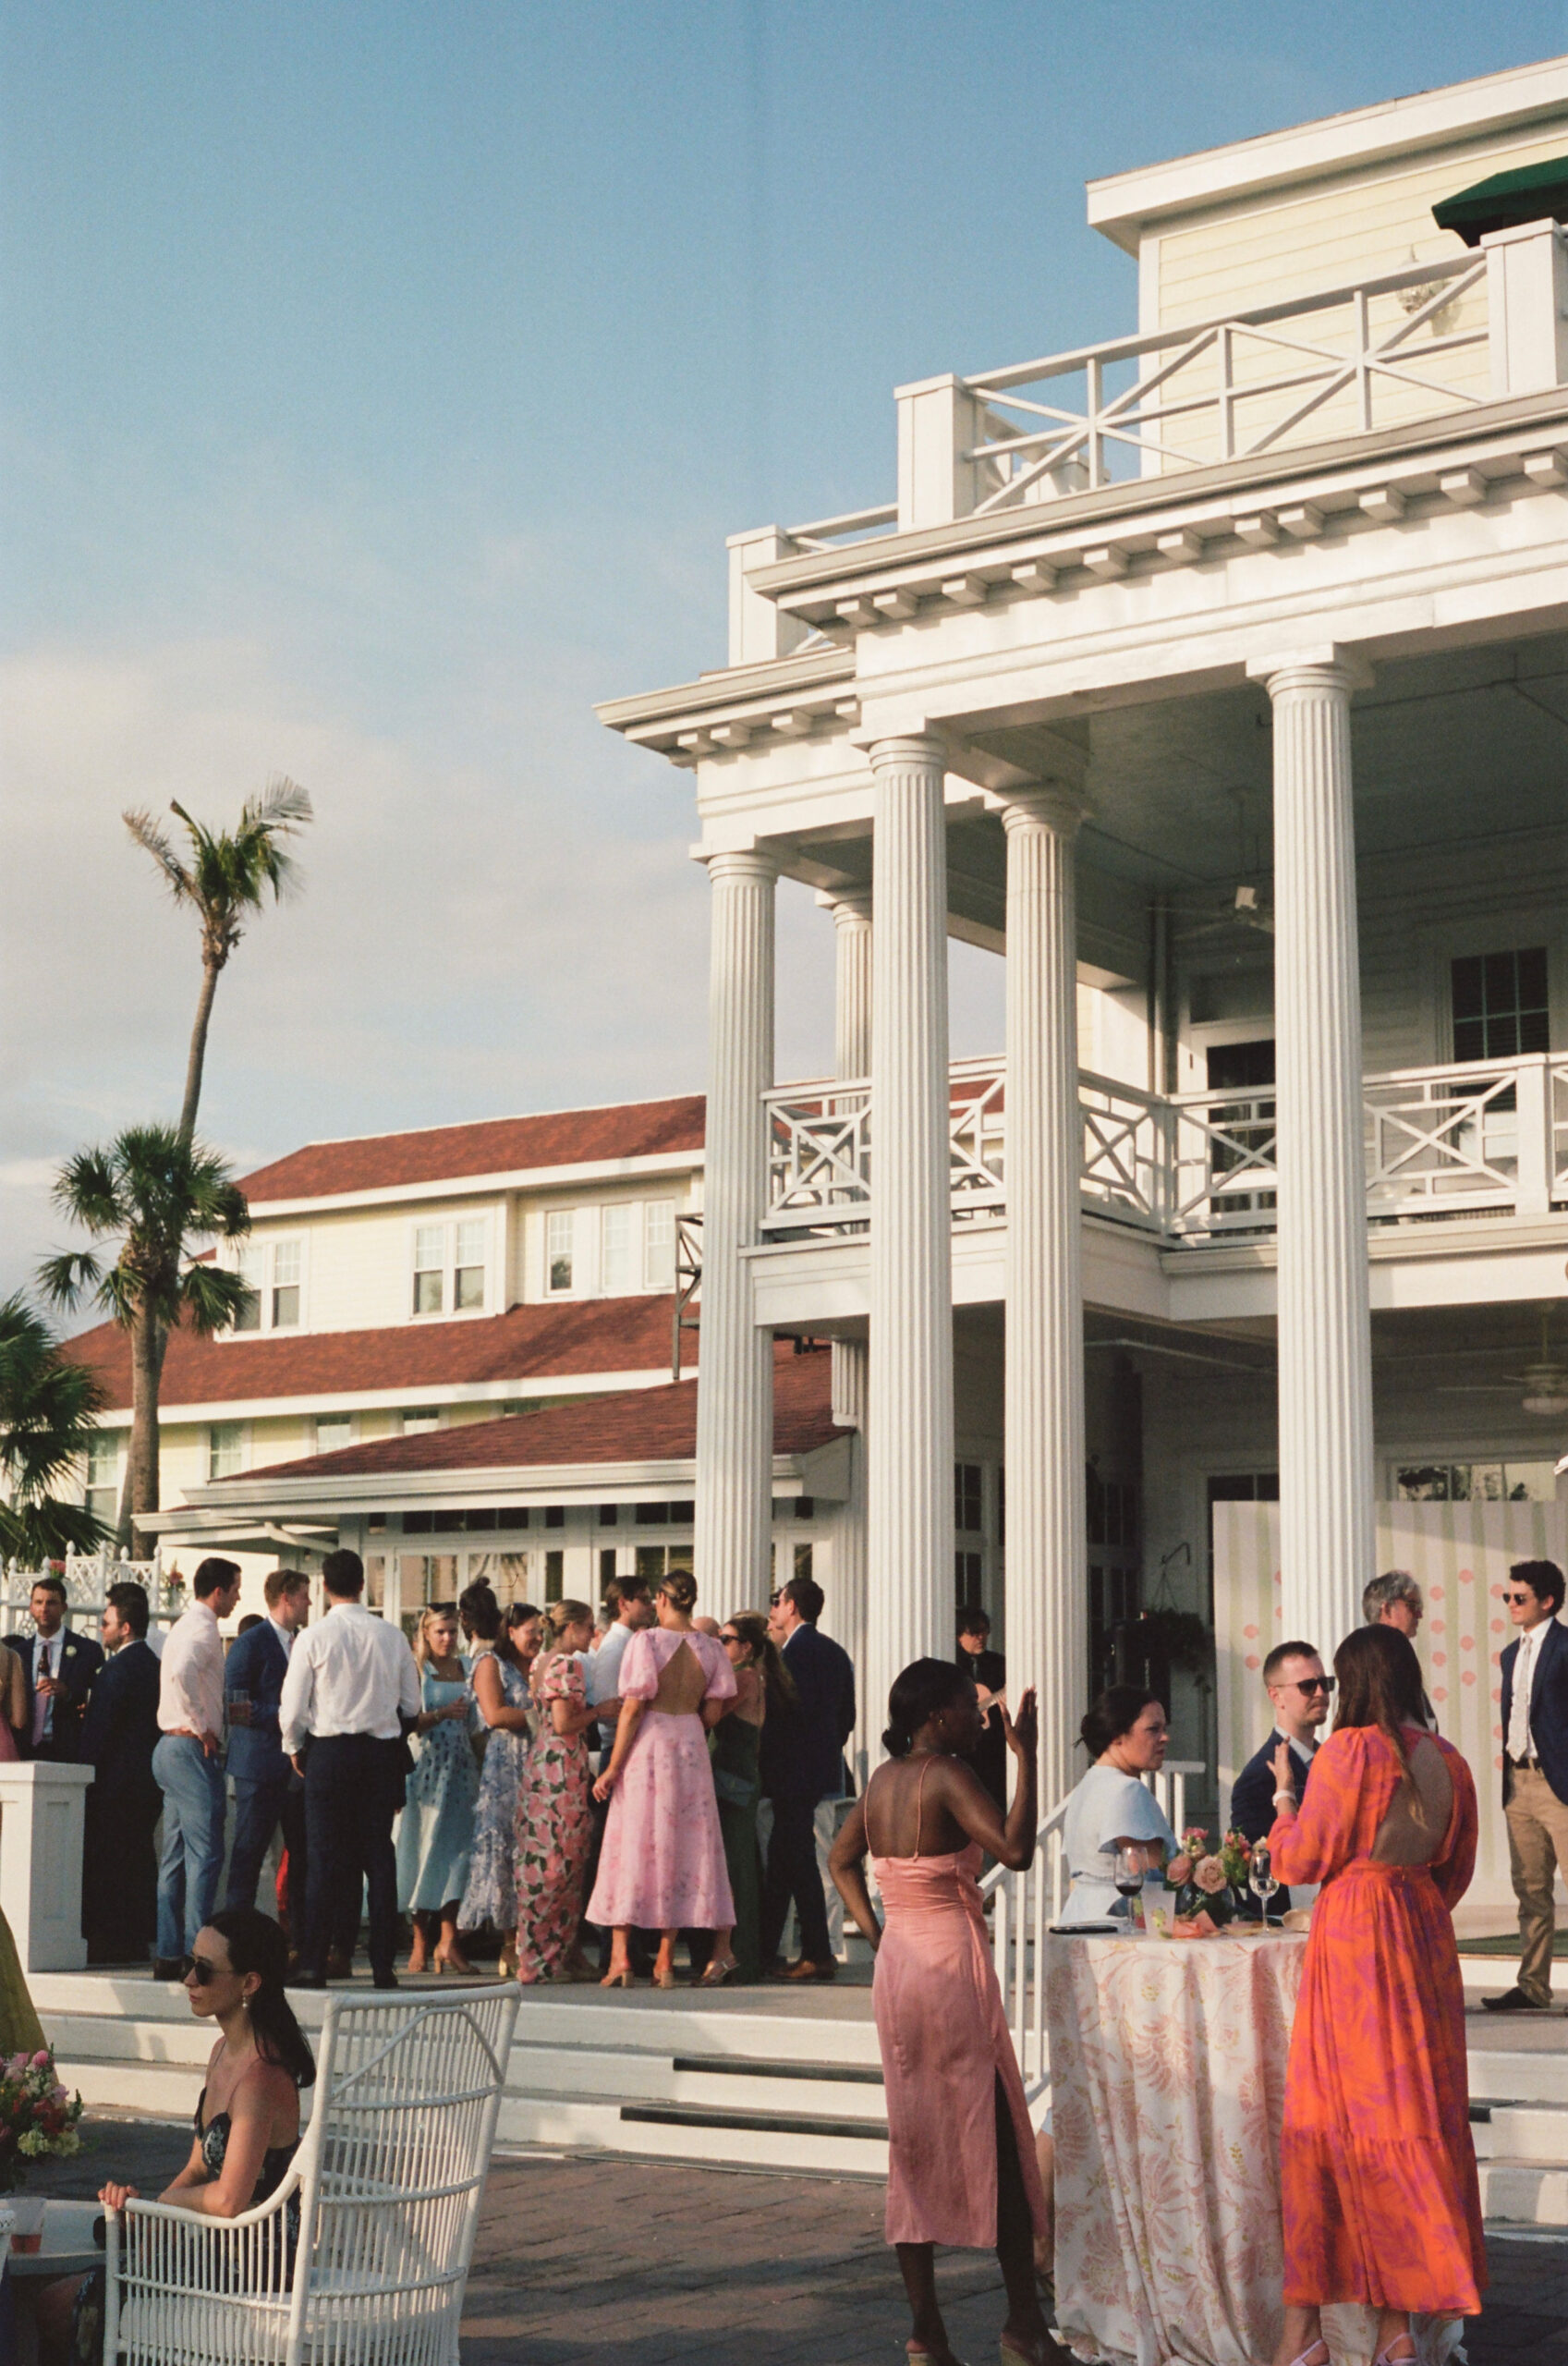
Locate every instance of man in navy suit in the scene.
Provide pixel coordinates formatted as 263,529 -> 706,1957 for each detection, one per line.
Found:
1485,1558 -> 1568,2013
224,1567 -> 311,1921
760,1576 -> 857,1983
1229,1639 -> 1331,1844
79,1580 -> 162,1962
5,1573 -> 103,1762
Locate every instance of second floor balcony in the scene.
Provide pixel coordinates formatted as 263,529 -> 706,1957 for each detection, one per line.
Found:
762,1050 -> 1568,1250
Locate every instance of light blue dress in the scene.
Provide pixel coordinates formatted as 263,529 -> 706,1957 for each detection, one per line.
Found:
457,1653 -> 533,1933
1060,1763 -> 1176,1921
395,1668 -> 480,1912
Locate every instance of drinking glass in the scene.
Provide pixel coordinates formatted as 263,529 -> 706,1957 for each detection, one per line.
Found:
1249,1841 -> 1280,1921
1114,1842 -> 1147,1928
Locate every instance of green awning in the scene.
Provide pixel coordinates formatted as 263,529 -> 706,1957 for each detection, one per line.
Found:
1432,155 -> 1568,247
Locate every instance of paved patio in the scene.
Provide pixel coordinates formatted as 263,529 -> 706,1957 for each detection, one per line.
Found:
43,2116 -> 1568,2363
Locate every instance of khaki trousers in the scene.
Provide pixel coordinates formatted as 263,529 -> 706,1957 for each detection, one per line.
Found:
1504,1764 -> 1568,2004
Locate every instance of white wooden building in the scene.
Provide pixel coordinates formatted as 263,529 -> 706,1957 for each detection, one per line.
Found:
594,55 -> 1568,1853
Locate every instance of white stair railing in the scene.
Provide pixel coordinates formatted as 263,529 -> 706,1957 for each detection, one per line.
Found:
980,1759 -> 1203,2102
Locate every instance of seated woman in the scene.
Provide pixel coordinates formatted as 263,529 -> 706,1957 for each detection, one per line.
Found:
830,1658 -> 1067,2366
1059,1686 -> 1193,1921
37,1908 -> 314,2364
1268,1624 -> 1483,2366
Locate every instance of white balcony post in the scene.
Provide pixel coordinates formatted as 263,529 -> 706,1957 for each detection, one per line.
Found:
0,1763 -> 92,1970
866,738 -> 954,1750
1515,1057 -> 1552,1217
694,849 -> 778,1613
1248,647 -> 1375,1660
1482,220 -> 1568,398
895,376 -> 985,531
1000,785 -> 1089,1810
726,528 -> 810,666
822,888 -> 872,1780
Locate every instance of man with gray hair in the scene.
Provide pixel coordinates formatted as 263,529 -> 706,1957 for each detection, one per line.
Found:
1364,1569 -> 1436,1728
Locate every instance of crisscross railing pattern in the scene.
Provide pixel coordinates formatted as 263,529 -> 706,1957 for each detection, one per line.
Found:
104,1985 -> 518,2366
960,251 -> 1489,506
1365,1060 -> 1530,1213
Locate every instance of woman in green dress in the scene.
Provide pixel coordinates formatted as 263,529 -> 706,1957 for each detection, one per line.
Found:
704,1613 -> 793,1985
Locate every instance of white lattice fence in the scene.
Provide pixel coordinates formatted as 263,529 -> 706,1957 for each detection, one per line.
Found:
0,1549 -> 178,1636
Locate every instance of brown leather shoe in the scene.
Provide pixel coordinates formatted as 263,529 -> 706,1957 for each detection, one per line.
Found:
777,1956 -> 836,1982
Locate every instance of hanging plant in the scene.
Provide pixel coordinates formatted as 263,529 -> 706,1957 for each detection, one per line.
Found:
1126,1607 -> 1213,1680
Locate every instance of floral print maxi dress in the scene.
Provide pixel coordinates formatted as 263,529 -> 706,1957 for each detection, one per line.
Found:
458,1654 -> 533,1935
514,1653 -> 593,1982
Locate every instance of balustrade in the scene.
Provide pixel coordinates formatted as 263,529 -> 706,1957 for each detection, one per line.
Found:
761,1050 -> 1567,1249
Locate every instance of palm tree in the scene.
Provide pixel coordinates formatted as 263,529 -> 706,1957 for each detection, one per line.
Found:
123,778 -> 312,1140
0,1295 -> 109,1563
39,1128 -> 252,1557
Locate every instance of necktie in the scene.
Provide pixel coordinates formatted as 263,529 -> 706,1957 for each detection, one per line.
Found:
33,1640 -> 52,1746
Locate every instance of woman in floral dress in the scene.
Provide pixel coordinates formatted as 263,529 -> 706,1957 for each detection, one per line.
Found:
458,1594 -> 541,1977
514,1600 -> 599,1984
396,1605 -> 480,1975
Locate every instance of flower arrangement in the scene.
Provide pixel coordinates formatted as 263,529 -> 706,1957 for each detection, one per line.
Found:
0,2049 -> 83,2189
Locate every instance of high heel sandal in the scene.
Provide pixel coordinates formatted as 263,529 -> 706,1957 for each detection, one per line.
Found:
1000,2337 -> 1064,2366
600,1966 -> 637,1988
906,2344 -> 966,2366
1283,2343 -> 1330,2366
696,1954 -> 738,1988
1372,2344 -> 1416,2366
653,1965 -> 679,1990
495,1947 -> 517,1982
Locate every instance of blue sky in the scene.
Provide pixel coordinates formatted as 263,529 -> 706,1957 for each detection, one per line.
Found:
4,2 -> 1567,1295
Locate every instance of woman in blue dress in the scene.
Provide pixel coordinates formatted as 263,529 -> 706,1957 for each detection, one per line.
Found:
457,1591 -> 541,1977
396,1605 -> 480,1974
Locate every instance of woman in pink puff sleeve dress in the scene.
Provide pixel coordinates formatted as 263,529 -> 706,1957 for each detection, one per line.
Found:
587,1569 -> 735,1988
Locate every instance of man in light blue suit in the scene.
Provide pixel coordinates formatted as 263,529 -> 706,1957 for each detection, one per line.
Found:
224,1568 -> 311,1919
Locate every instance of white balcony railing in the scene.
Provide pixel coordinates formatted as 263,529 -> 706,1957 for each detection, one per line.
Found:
761,1052 -> 1568,1249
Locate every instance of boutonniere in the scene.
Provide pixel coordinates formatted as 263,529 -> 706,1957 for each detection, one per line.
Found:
63,1642 -> 77,1659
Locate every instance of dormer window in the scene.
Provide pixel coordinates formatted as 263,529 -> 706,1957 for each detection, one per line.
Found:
546,1210 -> 575,1295
410,1217 -> 491,1318
228,1238 -> 304,1335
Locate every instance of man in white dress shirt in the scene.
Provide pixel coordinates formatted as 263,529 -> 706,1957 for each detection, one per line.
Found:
152,1555 -> 242,1979
280,1548 -> 420,1990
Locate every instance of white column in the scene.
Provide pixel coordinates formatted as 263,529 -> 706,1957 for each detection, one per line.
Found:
824,890 -> 872,1780
866,738 -> 954,1754
1000,786 -> 1088,1811
694,850 -> 777,1616
1248,648 -> 1375,1659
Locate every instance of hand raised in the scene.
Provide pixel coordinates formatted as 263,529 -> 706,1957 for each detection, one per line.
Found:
1002,1686 -> 1038,1763
1270,1741 -> 1295,1802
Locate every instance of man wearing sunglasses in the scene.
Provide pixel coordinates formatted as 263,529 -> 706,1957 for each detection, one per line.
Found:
1229,1640 -> 1332,1855
1484,1558 -> 1568,2014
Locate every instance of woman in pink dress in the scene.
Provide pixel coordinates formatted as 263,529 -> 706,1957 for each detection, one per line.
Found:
831,1658 -> 1066,2366
587,1567 -> 735,1989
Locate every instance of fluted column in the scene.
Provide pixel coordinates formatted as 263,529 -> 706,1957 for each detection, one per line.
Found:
1248,648 -> 1375,1659
694,849 -> 778,1614
1001,786 -> 1088,1810
824,889 -> 872,1777
866,738 -> 954,1755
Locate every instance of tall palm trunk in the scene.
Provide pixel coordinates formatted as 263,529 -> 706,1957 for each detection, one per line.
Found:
127,1309 -> 168,1561
178,955 -> 223,1142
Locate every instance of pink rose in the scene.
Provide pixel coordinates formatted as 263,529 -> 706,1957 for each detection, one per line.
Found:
1193,1855 -> 1229,1896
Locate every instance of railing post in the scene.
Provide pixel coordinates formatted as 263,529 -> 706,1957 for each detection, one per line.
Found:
1483,220 -> 1568,397
726,528 -> 809,666
1515,1057 -> 1552,1217
895,375 -> 985,531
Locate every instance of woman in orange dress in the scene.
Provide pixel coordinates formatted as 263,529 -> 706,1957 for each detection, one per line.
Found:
1267,1623 -> 1484,2366
831,1658 -> 1067,2366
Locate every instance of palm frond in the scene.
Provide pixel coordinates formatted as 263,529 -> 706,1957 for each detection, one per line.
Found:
123,807 -> 195,902
0,1500 -> 109,1562
51,1145 -> 125,1235
0,1293 -> 109,1521
180,1262 -> 254,1338
36,1250 -> 103,1312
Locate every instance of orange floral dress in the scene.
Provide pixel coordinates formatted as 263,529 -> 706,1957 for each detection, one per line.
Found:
1269,1724 -> 1485,2317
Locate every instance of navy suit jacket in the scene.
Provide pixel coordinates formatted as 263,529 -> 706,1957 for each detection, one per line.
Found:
223,1619 -> 294,1787
1501,1616 -> 1568,1808
759,1623 -> 857,1803
1230,1728 -> 1318,1847
79,1639 -> 161,1799
3,1627 -> 104,1762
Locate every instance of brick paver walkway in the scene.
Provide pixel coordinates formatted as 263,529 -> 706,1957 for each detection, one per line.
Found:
47,2119 -> 1568,2361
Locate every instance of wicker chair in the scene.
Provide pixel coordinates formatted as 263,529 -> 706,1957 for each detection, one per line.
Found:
103,1984 -> 519,2365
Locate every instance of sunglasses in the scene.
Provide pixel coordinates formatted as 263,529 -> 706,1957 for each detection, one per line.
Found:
1289,1677 -> 1335,1695
1503,1591 -> 1539,1604
719,1631 -> 741,1644
187,1957 -> 223,1987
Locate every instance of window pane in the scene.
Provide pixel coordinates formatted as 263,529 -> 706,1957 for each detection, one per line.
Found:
414,1226 -> 444,1270
644,1201 -> 675,1290
87,1433 -> 119,1486
544,1549 -> 565,1603
546,1210 -> 574,1293
413,1269 -> 444,1315
602,1203 -> 635,1295
454,1217 -> 485,1311
315,1416 -> 353,1452
403,1409 -> 442,1435
272,1285 -> 300,1328
209,1422 -> 243,1481
273,1239 -> 301,1287
454,1265 -> 485,1311
635,1544 -> 666,1585
1451,946 -> 1550,1062
232,1247 -> 261,1332
455,1219 -> 484,1267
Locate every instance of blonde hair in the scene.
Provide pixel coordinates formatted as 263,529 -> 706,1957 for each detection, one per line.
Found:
657,1566 -> 698,1616
413,1602 -> 460,1668
541,1599 -> 593,1649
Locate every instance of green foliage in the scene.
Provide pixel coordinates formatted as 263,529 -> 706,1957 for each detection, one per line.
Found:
39,1126 -> 252,1343
123,777 -> 312,972
0,1297 -> 109,1561
1126,1606 -> 1214,1679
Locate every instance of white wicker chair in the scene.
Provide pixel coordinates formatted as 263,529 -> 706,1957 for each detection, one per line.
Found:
103,1984 -> 519,2366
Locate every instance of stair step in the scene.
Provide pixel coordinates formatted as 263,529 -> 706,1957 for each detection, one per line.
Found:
670,2054 -> 883,2087
622,2102 -> 889,2144
1477,2158 -> 1568,2226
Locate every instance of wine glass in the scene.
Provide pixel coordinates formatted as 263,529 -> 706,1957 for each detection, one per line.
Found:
1114,1843 -> 1147,1929
1249,1840 -> 1280,1922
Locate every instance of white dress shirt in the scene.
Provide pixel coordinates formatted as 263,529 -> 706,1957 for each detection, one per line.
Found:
279,1602 -> 420,1755
31,1630 -> 63,1745
158,1600 -> 225,1738
1509,1620 -> 1550,1762
267,1616 -> 296,1661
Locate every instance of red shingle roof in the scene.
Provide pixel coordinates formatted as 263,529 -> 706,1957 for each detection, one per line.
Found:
63,1295 -> 685,1412
238,1095 -> 706,1202
236,1342 -> 838,1482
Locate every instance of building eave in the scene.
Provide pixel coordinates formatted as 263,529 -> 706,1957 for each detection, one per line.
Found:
245,1147 -> 702,1221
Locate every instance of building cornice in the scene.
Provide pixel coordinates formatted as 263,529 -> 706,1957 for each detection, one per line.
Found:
247,1147 -> 702,1221
596,646 -> 857,757
86,1365 -> 686,1433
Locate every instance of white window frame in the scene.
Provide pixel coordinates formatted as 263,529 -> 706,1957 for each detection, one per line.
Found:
312,1412 -> 357,1454
644,1200 -> 676,1292
601,1202 -> 637,1296
84,1432 -> 123,1525
544,1208 -> 577,1298
208,1421 -> 249,1482
226,1236 -> 308,1336
407,1214 -> 493,1323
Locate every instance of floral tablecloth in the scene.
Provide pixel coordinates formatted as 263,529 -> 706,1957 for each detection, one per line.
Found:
1045,1931 -> 1465,2366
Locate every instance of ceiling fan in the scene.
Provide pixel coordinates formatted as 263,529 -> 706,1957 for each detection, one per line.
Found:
1171,787 -> 1275,943
1434,1308 -> 1568,1419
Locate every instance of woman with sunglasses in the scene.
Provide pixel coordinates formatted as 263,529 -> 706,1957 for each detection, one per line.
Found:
40,1909 -> 313,2363
1266,1623 -> 1482,2366
702,1613 -> 793,1984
